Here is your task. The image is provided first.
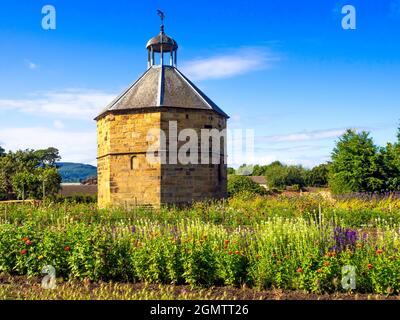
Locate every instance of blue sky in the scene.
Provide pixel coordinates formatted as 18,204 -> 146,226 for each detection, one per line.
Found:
0,0 -> 399,167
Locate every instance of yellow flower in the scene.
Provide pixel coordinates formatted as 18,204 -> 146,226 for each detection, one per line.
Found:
38,255 -> 44,260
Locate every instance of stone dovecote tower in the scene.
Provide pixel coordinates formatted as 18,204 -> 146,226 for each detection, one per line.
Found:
95,14 -> 229,208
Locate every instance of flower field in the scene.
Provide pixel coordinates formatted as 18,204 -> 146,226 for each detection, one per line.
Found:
1,193 -> 400,297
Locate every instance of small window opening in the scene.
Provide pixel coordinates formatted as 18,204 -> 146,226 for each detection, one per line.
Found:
130,156 -> 137,170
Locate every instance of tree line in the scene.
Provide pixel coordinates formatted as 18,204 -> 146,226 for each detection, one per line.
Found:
231,161 -> 329,191
0,147 -> 62,200
230,125 -> 400,195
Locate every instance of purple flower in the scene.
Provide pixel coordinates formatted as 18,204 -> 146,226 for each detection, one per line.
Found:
331,225 -> 358,253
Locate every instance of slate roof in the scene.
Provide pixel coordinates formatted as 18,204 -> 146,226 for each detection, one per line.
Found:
95,65 -> 229,120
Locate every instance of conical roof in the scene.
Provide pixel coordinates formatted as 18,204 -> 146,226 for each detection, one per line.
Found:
95,65 -> 229,120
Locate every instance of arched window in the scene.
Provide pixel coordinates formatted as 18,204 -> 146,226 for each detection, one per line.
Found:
130,156 -> 138,170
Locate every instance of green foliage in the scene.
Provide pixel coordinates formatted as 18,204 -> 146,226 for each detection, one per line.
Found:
11,171 -> 41,200
1,199 -> 400,294
329,129 -> 386,194
264,162 -> 307,190
380,143 -> 400,191
329,125 -> 400,194
0,148 -> 62,200
0,146 -> 5,157
263,162 -> 286,189
248,161 -> 284,176
397,121 -> 400,143
227,175 -> 267,197
306,163 -> 330,187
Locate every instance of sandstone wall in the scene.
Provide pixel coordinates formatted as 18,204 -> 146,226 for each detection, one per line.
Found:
97,108 -> 227,208
97,112 -> 162,208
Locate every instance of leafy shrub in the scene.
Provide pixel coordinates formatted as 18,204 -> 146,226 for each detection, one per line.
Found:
264,164 -> 307,190
306,163 -> 330,187
227,175 -> 267,197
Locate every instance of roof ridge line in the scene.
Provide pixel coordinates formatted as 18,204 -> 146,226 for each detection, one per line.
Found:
157,66 -> 165,106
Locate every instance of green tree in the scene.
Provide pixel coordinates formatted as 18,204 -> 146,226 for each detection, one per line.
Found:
264,162 -> 307,190
11,171 -> 41,200
381,142 -> 400,191
397,122 -> 400,143
307,163 -> 330,187
264,164 -> 288,190
227,175 -> 267,197
0,148 -> 62,200
34,147 -> 61,167
329,129 -> 384,194
251,164 -> 266,176
39,167 -> 62,198
0,146 -> 5,157
285,165 -> 308,188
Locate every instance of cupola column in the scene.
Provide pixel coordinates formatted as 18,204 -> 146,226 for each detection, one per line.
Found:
174,50 -> 177,67
146,10 -> 178,68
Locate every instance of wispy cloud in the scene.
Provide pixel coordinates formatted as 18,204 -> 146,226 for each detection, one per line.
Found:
181,47 -> 279,81
0,126 -> 96,164
0,89 -> 116,119
24,59 -> 38,70
258,129 -> 348,143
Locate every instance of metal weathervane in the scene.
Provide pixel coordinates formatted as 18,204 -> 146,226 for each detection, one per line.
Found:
157,10 -> 165,26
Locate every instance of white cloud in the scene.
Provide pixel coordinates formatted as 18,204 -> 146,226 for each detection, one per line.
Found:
0,89 -> 116,119
0,126 -> 96,165
25,59 -> 38,70
181,48 -> 279,81
53,120 -> 65,129
258,129 -> 347,143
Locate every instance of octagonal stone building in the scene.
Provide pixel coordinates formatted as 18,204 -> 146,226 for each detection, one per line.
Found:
95,20 -> 229,208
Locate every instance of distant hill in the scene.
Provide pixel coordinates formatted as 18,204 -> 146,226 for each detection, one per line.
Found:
57,162 -> 97,183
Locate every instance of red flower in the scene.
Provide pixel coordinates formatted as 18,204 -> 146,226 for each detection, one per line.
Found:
25,240 -> 31,246
367,263 -> 373,270
22,237 -> 29,242
20,249 -> 27,255
235,250 -> 240,255
228,251 -> 232,255
376,249 -> 383,254
297,267 -> 303,273
223,239 -> 230,249
64,246 -> 71,252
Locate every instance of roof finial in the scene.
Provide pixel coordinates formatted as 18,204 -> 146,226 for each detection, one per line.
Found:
157,10 -> 165,32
